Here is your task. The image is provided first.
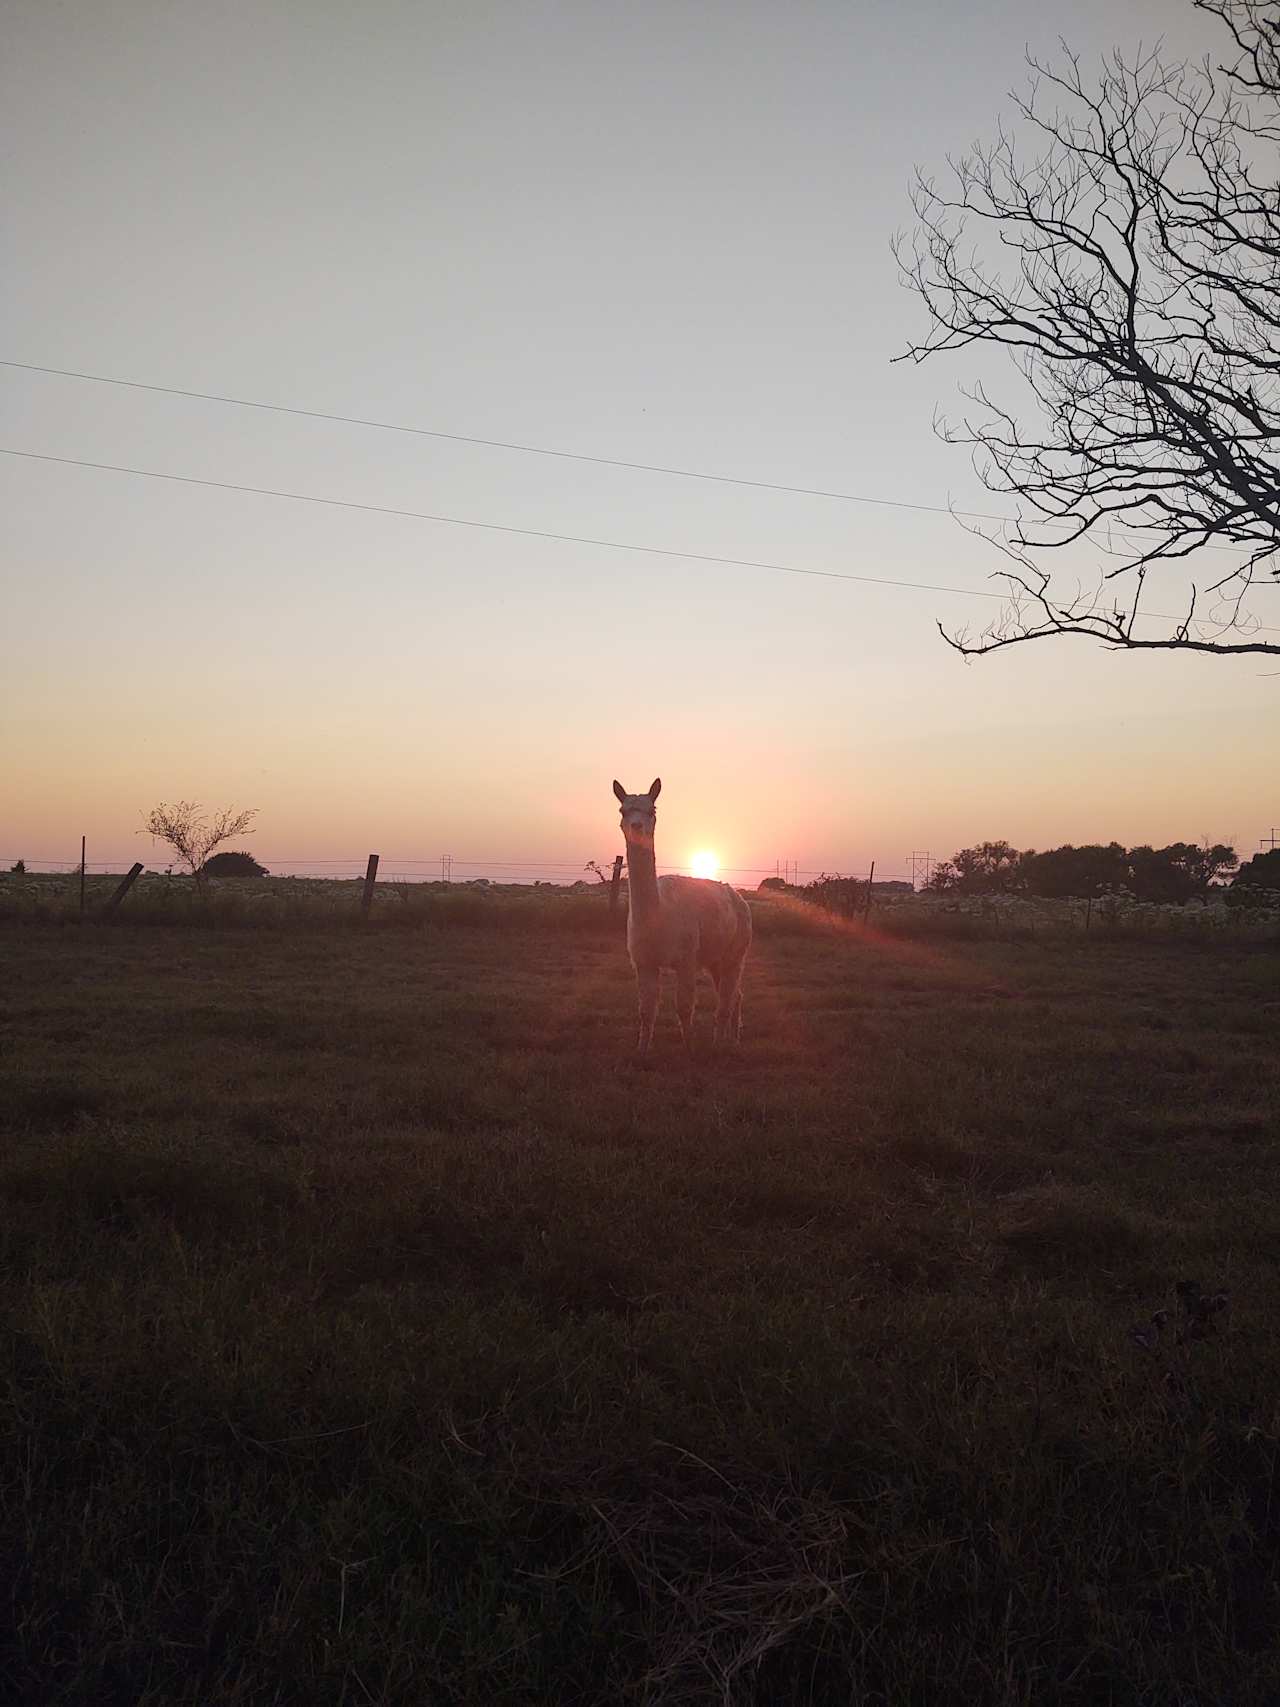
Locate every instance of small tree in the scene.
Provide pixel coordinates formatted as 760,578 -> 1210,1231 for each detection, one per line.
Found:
1233,847 -> 1280,887
928,841 -> 1025,894
142,802 -> 257,889
804,874 -> 870,916
1021,843 -> 1130,899
1127,841 -> 1237,901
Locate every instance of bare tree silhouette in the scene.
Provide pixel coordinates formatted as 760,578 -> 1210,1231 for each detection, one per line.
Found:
896,2 -> 1280,657
143,802 -> 258,889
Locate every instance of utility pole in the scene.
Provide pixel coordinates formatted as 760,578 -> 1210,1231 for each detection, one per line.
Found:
1262,828 -> 1279,851
440,853 -> 453,884
909,850 -> 934,890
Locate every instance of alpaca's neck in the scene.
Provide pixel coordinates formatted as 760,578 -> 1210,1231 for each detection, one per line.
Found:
625,835 -> 660,920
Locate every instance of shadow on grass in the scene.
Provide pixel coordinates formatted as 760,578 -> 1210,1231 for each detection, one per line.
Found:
995,1185 -> 1148,1273
0,1131 -> 301,1256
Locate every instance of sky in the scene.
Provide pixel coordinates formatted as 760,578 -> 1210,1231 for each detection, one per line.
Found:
3,0 -> 1276,885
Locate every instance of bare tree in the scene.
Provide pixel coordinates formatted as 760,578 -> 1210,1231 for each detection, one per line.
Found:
143,802 -> 257,888
896,1 -> 1280,657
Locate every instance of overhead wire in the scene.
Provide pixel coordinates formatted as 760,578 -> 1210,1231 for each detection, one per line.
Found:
6,446 -> 1278,631
0,356 -> 1048,525
0,355 -> 1250,548
0,447 -> 1015,601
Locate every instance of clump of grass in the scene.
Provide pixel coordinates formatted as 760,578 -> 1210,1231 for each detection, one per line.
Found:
3,1073 -> 110,1133
886,1130 -> 1036,1191
995,1184 -> 1148,1271
0,1130 -> 301,1271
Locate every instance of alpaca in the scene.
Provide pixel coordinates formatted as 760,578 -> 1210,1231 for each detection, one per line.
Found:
613,777 -> 752,1056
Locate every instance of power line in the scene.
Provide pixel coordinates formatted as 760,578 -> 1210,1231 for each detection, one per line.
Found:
7,445 -> 1277,630
1,357 -> 1245,548
0,447 -> 1016,601
0,356 -> 1042,526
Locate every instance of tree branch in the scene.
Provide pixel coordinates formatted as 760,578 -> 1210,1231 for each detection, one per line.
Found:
897,6 -> 1280,657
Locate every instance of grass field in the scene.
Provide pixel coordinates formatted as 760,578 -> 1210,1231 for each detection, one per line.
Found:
2,917 -> 1279,1704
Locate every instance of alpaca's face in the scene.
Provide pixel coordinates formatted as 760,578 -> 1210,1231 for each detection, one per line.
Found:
613,778 -> 660,842
618,797 -> 656,840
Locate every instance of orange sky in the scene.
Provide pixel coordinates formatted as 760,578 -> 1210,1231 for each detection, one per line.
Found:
4,0 -> 1275,883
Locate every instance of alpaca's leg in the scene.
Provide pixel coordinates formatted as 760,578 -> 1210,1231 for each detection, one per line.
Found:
715,976 -> 741,1044
722,955 -> 746,1044
710,966 -> 730,1044
636,965 -> 660,1056
675,960 -> 697,1053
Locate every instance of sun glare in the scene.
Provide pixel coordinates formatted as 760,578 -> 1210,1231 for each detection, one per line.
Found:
690,850 -> 720,879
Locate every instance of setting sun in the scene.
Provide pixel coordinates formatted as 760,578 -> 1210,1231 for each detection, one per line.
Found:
690,850 -> 720,880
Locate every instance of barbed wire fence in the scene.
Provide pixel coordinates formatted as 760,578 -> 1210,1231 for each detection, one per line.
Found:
3,850 -> 911,887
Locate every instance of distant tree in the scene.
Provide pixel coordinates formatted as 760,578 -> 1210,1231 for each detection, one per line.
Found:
928,841 -> 1025,894
1192,839 -> 1240,889
897,2 -> 1280,658
8,859 -> 24,874
202,850 -> 269,879
1021,843 -> 1130,898
1231,847 -> 1280,887
1127,841 -> 1237,902
757,876 -> 789,892
142,802 -> 258,889
931,837 -> 1236,900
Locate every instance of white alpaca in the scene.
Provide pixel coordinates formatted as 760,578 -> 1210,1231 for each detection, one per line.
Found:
613,777 -> 752,1056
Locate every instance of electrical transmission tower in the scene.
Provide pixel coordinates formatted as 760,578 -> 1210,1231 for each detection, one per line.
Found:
440,853 -> 453,884
909,850 -> 934,890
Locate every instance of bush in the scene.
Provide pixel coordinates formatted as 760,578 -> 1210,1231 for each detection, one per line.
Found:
203,851 -> 269,879
803,875 -> 868,917
1233,849 -> 1280,890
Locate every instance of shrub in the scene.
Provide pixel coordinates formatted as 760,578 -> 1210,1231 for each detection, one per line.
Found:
1233,849 -> 1280,890
203,851 -> 269,879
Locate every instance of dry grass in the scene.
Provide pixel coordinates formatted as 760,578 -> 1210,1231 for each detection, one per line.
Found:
1,918 -> 1278,1704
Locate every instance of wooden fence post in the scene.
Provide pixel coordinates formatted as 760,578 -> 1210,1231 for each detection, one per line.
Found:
609,854 -> 624,915
865,860 -> 876,918
104,863 -> 144,916
361,854 -> 380,917
79,836 -> 86,917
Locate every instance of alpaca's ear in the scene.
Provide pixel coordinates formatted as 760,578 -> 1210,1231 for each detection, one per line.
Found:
648,778 -> 662,801
612,780 -> 627,804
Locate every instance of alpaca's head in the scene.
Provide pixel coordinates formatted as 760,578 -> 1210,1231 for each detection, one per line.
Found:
613,777 -> 661,844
